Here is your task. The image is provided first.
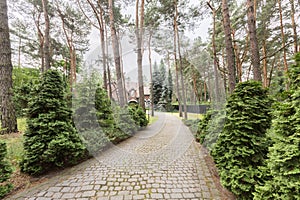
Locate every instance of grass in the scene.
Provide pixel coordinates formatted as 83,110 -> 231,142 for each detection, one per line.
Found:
171,112 -> 204,120
0,118 -> 27,169
148,115 -> 159,125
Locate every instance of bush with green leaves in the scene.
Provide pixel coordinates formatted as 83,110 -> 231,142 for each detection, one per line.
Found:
254,53 -> 300,200
13,67 -> 39,117
113,105 -> 137,140
197,109 -> 225,151
0,140 -> 13,198
21,70 -> 87,175
212,81 -> 272,199
128,104 -> 148,128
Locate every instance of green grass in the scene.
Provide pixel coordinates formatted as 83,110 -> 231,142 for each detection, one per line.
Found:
148,115 -> 159,125
0,118 -> 27,169
171,112 -> 203,120
17,118 -> 27,133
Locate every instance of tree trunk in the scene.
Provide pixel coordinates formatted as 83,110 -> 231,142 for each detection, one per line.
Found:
148,31 -> 154,116
290,0 -> 298,53
108,0 -> 125,106
207,1 -> 220,102
221,0 -> 236,94
278,0 -> 288,74
136,0 -> 145,110
173,10 -> 182,118
69,47 -> 76,88
105,25 -> 113,99
174,0 -> 187,120
42,0 -> 51,71
0,0 -> 18,134
247,0 -> 262,82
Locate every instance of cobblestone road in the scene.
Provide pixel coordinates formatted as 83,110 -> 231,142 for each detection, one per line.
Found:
8,113 -> 221,200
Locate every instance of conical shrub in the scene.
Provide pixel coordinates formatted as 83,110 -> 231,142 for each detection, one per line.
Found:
21,70 -> 87,175
254,53 -> 300,200
212,81 -> 272,199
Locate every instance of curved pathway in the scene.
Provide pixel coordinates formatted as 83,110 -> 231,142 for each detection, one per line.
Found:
8,113 -> 221,200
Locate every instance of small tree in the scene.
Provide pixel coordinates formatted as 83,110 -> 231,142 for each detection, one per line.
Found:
254,53 -> 300,199
212,81 -> 272,199
21,70 -> 87,175
0,140 -> 12,198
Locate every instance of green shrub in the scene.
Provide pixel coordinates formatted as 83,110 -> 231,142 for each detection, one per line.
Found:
128,104 -> 148,128
0,140 -> 13,198
254,53 -> 300,200
197,109 -> 225,151
113,105 -> 137,140
21,70 -> 87,175
212,81 -> 272,199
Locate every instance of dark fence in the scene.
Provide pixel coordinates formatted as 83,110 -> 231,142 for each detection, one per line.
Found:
172,104 -> 210,114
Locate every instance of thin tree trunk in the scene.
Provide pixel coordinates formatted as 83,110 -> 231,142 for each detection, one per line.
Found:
108,0 -> 125,106
278,0 -> 288,74
105,25 -> 113,99
0,0 -> 17,134
247,0 -> 261,82
173,9 -> 182,118
34,13 -> 45,73
42,0 -> 51,71
221,0 -> 236,93
148,31 -> 154,116
262,39 -> 268,87
136,0 -> 145,110
290,0 -> 298,53
175,0 -> 187,120
207,2 -> 220,102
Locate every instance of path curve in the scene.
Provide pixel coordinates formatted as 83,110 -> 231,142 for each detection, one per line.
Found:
8,113 -> 221,200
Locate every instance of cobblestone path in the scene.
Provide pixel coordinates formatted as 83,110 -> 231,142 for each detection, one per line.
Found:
8,113 -> 221,200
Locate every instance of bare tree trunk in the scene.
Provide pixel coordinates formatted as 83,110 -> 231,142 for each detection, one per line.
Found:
0,0 -> 17,134
174,0 -> 187,120
247,0 -> 262,82
136,0 -> 145,110
207,2 -> 221,103
290,0 -> 298,53
148,31 -> 154,116
221,0 -> 236,93
108,0 -> 125,106
173,11 -> 182,118
278,0 -> 288,74
105,25 -> 113,99
262,39 -> 268,87
34,13 -> 45,72
42,0 -> 51,71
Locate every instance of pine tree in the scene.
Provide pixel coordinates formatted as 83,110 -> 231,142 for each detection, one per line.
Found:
254,53 -> 300,200
212,81 -> 272,199
0,140 -> 12,198
21,70 -> 87,175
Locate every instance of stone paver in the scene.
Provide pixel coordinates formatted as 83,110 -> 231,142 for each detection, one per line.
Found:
7,113 -> 221,200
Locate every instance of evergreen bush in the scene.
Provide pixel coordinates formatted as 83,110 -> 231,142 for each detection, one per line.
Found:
21,70 -> 87,175
212,81 -> 272,199
0,140 -> 13,198
254,53 -> 300,200
73,79 -> 110,155
128,104 -> 148,128
197,109 -> 225,151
